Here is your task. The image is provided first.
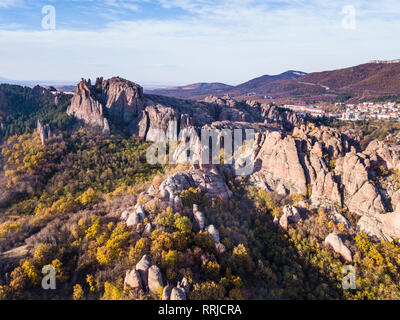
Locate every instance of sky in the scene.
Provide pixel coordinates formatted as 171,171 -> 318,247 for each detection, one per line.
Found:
0,0 -> 400,87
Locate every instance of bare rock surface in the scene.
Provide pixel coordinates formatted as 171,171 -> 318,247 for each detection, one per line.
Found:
279,205 -> 301,229
170,287 -> 186,300
135,254 -> 152,289
162,284 -> 173,300
206,225 -> 220,244
124,270 -> 142,290
148,265 -> 163,294
325,233 -> 352,262
193,205 -> 206,231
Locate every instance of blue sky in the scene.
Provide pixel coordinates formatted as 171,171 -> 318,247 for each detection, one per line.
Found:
1,0 -> 400,87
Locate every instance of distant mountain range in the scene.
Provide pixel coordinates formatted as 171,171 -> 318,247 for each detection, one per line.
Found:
146,70 -> 306,100
147,60 -> 400,102
0,77 -> 77,92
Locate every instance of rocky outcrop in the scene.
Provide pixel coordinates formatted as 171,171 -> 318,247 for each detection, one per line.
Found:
101,77 -> 144,123
126,205 -> 147,227
162,284 -> 173,300
161,278 -> 189,301
37,120 -> 51,145
332,213 -> 351,230
67,77 -> 144,133
193,204 -> 205,231
324,233 -> 352,262
158,167 -> 232,201
148,265 -> 163,294
170,287 -> 186,300
67,79 -> 105,128
358,207 -> 400,242
177,277 -> 190,296
253,131 -> 308,195
68,77 -> 400,224
279,205 -> 301,229
365,140 -> 400,171
135,254 -> 152,289
124,270 -> 142,291
206,225 -> 220,244
335,152 -> 385,216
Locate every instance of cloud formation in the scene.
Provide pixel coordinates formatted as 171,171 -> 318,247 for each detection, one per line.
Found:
0,0 -> 399,85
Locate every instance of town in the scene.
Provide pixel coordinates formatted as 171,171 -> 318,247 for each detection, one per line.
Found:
283,101 -> 400,121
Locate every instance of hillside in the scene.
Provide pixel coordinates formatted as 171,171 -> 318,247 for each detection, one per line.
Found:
1,77 -> 400,301
228,70 -> 307,95
147,61 -> 400,103
146,82 -> 233,100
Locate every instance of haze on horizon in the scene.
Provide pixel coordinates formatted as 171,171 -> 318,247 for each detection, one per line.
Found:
1,0 -> 400,86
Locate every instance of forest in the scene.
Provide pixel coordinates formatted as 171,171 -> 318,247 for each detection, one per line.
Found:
0,85 -> 400,300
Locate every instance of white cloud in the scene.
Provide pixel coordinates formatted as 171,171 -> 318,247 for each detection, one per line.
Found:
1,0 -> 400,84
105,0 -> 141,11
0,0 -> 24,8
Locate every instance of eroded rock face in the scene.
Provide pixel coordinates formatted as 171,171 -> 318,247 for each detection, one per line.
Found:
121,210 -> 130,221
332,213 -> 351,230
178,277 -> 190,296
101,77 -> 144,123
170,287 -> 186,300
144,223 -> 152,235
37,120 -> 51,145
67,77 -> 144,133
193,205 -> 206,231
311,171 -> 342,207
325,233 -> 352,262
254,131 -> 308,195
358,207 -> 400,242
68,77 -> 400,223
136,254 -> 152,289
162,284 -> 173,300
335,152 -> 385,216
279,206 -> 301,229
124,270 -> 142,290
158,167 -> 232,201
67,79 -> 105,128
206,225 -> 220,244
148,265 -> 163,294
365,140 -> 400,171
126,206 -> 147,227
189,168 -> 233,200
127,212 -> 140,227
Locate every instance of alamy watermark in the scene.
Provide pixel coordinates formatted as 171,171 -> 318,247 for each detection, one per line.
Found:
42,5 -> 56,30
341,265 -> 356,290
41,265 -> 56,290
341,5 -> 356,30
146,121 -> 256,176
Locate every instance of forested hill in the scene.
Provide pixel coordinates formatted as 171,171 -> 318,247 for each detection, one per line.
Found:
1,79 -> 400,301
0,84 -> 74,140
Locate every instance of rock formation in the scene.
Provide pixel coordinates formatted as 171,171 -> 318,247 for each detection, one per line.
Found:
148,265 -> 163,294
193,204 -> 206,231
67,76 -> 400,242
335,152 -> 385,216
279,206 -> 301,229
324,233 -> 352,262
124,270 -> 142,291
37,120 -> 51,145
170,287 -> 186,300
67,77 -> 144,134
206,225 -> 220,244
135,254 -> 152,289
162,284 -> 173,300
158,167 -> 232,201
126,205 -> 147,227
